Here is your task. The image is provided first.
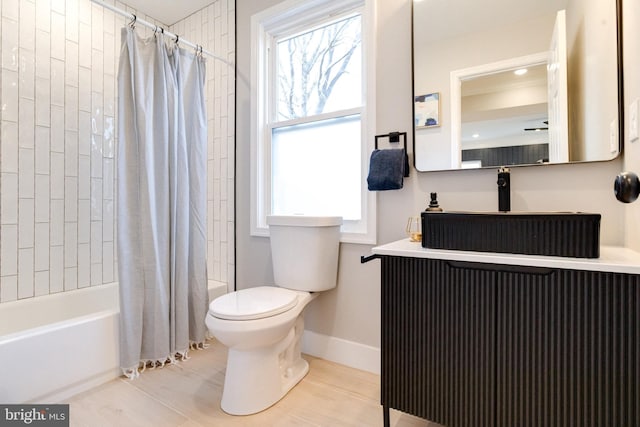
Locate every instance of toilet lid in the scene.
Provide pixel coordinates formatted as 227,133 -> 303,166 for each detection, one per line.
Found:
209,286 -> 299,320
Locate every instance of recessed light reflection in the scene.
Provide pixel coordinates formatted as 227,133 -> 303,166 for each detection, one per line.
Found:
472,133 -> 480,138
514,68 -> 528,76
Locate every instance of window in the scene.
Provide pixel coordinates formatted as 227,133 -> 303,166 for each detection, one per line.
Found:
250,0 -> 376,244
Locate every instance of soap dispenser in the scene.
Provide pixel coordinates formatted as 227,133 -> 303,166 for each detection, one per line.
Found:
426,192 -> 443,212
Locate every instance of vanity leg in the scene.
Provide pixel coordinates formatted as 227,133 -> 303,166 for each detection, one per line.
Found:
383,406 -> 390,427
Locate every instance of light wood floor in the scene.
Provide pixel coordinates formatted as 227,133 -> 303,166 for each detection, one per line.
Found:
66,339 -> 436,427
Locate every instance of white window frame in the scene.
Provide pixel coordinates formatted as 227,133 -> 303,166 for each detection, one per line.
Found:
249,0 -> 377,244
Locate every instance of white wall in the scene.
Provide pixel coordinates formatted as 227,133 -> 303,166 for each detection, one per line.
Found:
236,0 -> 626,363
235,0 -> 280,293
0,0 -> 235,303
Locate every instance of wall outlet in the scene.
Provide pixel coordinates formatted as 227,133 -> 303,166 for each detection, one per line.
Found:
630,98 -> 640,142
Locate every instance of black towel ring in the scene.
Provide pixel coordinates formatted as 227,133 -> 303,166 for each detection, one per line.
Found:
374,131 -> 407,150
374,131 -> 410,178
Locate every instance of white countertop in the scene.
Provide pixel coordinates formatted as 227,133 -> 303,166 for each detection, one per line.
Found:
372,239 -> 640,275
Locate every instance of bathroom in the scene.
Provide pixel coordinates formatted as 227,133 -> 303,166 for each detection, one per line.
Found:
1,0 -> 640,425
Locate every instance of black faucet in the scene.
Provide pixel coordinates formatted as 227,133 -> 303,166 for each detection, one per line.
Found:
497,167 -> 510,212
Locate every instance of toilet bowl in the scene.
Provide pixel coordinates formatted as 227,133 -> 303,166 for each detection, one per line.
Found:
206,215 -> 342,415
205,287 -> 317,415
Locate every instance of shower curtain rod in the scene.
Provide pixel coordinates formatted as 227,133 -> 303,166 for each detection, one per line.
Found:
90,0 -> 234,68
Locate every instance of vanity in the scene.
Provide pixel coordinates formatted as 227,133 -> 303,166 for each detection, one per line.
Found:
384,0 -> 632,423
368,240 -> 639,427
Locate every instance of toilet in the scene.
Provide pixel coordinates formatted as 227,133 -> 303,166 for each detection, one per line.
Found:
205,215 -> 342,415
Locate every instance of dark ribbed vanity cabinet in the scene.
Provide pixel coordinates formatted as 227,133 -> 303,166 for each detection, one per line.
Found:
380,256 -> 639,427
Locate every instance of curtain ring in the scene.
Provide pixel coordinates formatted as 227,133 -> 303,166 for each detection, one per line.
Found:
129,14 -> 136,28
175,35 -> 179,45
153,25 -> 159,36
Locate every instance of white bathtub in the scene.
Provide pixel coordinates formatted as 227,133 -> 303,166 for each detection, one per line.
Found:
0,280 -> 228,404
0,283 -> 120,404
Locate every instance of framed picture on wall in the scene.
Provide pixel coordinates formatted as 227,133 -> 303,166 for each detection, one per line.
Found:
415,92 -> 440,128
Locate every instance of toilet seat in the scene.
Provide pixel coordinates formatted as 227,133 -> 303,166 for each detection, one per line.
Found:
209,286 -> 299,320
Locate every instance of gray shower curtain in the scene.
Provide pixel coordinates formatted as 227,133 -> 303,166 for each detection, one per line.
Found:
117,26 -> 208,378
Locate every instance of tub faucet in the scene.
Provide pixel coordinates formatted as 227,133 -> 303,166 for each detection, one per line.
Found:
497,167 -> 510,212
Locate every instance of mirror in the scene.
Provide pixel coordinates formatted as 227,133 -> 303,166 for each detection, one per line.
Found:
412,0 -> 622,172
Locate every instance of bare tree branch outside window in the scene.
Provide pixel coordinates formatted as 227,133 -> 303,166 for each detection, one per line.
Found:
277,15 -> 362,121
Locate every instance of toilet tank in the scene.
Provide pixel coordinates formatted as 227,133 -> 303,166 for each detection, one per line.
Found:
267,215 -> 342,292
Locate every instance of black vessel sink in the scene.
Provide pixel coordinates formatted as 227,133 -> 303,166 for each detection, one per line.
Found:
421,211 -> 601,258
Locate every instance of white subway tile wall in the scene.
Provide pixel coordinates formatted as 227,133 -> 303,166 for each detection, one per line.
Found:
0,0 -> 235,302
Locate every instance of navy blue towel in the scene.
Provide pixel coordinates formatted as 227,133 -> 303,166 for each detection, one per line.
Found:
367,149 -> 405,191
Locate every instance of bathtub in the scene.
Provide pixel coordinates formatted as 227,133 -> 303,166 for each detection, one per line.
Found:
0,283 -> 120,404
0,280 -> 228,404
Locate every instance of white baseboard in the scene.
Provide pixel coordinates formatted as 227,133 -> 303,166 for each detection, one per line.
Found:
301,330 -> 380,375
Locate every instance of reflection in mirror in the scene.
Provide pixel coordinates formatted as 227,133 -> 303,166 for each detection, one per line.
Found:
412,0 -> 620,172
457,56 -> 552,168
461,64 -> 550,168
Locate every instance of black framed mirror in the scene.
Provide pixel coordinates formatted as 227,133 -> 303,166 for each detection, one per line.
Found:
411,0 -> 623,172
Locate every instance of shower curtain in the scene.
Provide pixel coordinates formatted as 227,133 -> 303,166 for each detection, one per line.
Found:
117,26 -> 208,378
